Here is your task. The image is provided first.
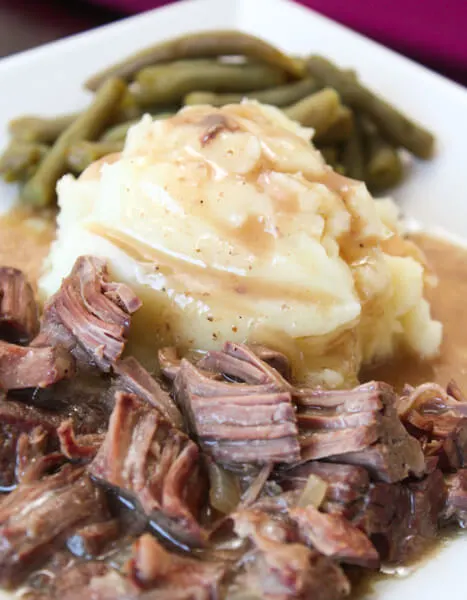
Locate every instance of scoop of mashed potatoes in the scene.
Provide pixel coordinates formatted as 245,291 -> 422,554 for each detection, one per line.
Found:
39,101 -> 441,386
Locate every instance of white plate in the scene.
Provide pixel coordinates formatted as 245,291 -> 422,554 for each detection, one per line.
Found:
1,0 -> 467,598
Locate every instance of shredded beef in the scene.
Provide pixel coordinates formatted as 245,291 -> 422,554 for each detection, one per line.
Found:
289,505 -> 379,568
232,509 -> 350,600
444,469 -> 467,526
298,382 -> 425,482
126,533 -> 226,598
0,339 -> 74,390
0,267 -> 38,344
354,469 -> 446,563
88,391 -> 207,547
398,381 -> 467,471
0,397 -> 64,488
114,356 -> 183,429
33,256 -> 141,372
249,344 -> 292,381
279,462 -> 370,518
27,562 -> 135,600
57,419 -> 106,461
67,518 -> 120,558
0,253 -> 465,600
198,341 -> 291,388
0,466 -> 109,588
174,358 -> 300,468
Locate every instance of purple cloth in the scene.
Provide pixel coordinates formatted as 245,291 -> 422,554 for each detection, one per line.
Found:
94,0 -> 467,84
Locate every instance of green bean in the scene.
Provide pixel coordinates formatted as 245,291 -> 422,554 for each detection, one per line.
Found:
9,114 -> 77,144
284,88 -> 340,137
306,56 -> 435,159
8,88 -> 142,146
0,141 -> 49,182
100,112 -> 174,142
183,77 -> 320,108
361,118 -> 404,192
131,60 -> 287,107
341,116 -> 365,181
66,141 -> 124,174
314,105 -> 354,144
22,78 -> 127,207
85,30 -> 304,91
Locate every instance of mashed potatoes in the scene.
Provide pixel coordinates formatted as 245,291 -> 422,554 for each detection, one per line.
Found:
39,101 -> 441,386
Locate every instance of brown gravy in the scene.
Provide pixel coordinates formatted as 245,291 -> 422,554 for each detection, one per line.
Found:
0,208 -> 55,292
361,233 -> 467,391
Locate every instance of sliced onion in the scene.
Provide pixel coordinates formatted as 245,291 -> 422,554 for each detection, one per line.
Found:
239,463 -> 273,509
208,461 -> 241,515
297,474 -> 328,509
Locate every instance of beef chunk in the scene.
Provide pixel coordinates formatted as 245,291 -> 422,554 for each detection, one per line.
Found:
289,505 -> 379,568
279,462 -> 370,519
88,391 -> 207,547
232,509 -> 350,600
33,256 -> 141,372
0,339 -> 74,390
356,469 -> 446,563
298,382 -> 425,482
0,266 -> 38,344
0,465 -> 109,588
126,533 -> 226,598
444,469 -> 467,526
114,356 -> 183,429
174,359 -> 300,468
398,381 -> 467,471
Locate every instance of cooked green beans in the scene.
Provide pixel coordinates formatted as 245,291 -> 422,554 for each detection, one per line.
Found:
306,56 -> 435,159
131,60 -> 287,107
85,30 -> 304,91
0,31 -> 437,204
66,141 -> 124,174
9,114 -> 77,144
284,88 -> 341,137
361,117 -> 404,191
0,142 -> 49,182
22,78 -> 126,207
315,105 -> 354,144
183,77 -> 320,108
341,118 -> 365,181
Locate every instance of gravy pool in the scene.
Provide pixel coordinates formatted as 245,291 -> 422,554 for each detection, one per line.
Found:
361,233 -> 467,391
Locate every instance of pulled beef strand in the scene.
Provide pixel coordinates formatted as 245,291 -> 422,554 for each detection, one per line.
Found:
32,256 -> 141,372
88,391 -> 207,548
114,356 -> 184,429
0,339 -> 75,390
127,533 -> 227,597
0,266 -> 38,344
